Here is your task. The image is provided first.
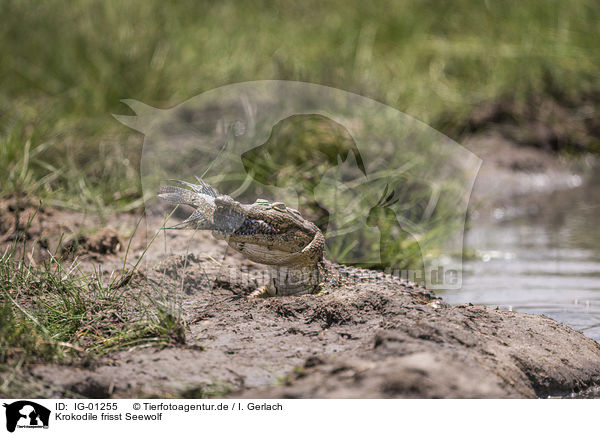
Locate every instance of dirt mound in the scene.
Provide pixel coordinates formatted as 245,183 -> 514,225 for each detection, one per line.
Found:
4,198 -> 600,398
62,226 -> 124,258
238,304 -> 600,398
0,195 -> 132,267
467,95 -> 600,154
0,196 -> 53,245
25,250 -> 600,399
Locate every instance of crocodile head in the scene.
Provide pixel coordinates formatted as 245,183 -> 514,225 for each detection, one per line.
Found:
158,178 -> 325,267
211,195 -> 325,267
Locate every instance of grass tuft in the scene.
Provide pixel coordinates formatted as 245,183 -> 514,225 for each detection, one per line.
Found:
0,225 -> 186,395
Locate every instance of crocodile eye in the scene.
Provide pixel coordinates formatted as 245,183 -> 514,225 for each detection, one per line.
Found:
272,202 -> 286,211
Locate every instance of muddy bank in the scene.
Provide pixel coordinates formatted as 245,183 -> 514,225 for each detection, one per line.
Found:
4,135 -> 600,399
22,242 -> 600,399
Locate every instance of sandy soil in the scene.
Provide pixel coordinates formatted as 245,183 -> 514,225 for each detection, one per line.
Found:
22,240 -> 600,398
3,136 -> 600,399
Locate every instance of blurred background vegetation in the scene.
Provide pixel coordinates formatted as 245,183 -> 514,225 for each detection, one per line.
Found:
1,0 -> 598,211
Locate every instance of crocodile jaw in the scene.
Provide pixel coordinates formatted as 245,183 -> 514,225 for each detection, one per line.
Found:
158,180 -> 325,267
210,196 -> 324,266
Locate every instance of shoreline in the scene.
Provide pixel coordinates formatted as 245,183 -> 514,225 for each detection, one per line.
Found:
3,136 -> 600,399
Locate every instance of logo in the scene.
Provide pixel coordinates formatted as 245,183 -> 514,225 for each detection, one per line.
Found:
3,401 -> 50,433
115,80 -> 481,289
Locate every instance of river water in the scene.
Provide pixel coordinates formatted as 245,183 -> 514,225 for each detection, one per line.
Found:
439,169 -> 600,342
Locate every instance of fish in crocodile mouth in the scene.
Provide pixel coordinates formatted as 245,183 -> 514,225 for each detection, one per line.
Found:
158,178 -> 324,265
213,216 -> 280,236
212,198 -> 280,236
208,195 -> 318,251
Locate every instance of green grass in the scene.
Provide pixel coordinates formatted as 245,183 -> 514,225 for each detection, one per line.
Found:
0,231 -> 185,395
1,0 -> 598,206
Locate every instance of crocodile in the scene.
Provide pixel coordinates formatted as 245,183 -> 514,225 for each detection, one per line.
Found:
158,177 -> 419,297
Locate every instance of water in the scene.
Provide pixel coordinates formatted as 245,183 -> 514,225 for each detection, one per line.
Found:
439,171 -> 600,341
